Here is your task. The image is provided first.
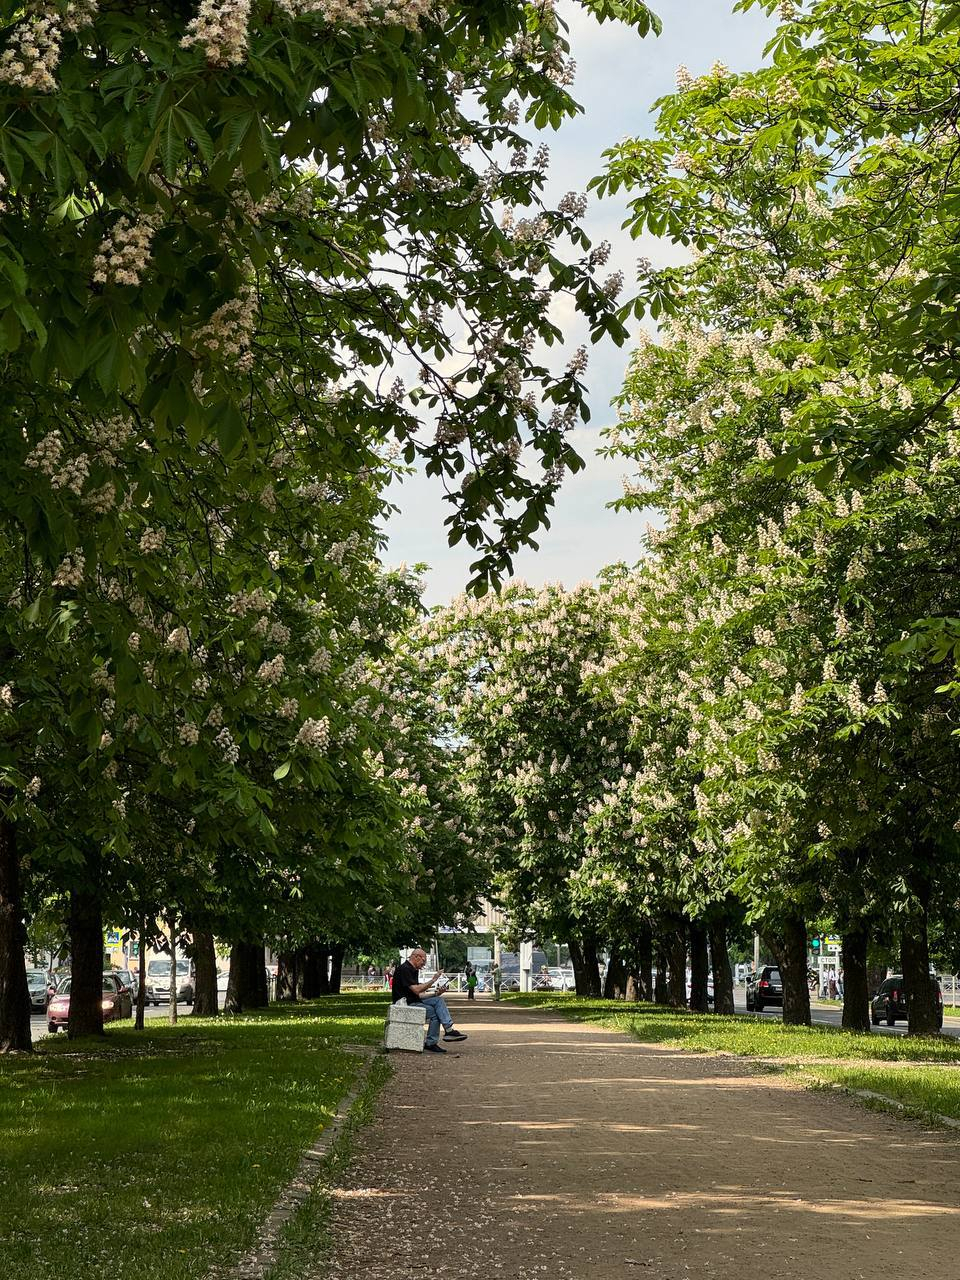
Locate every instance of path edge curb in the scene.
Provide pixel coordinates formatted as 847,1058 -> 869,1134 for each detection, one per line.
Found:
216,1044 -> 386,1280
805,1075 -> 960,1132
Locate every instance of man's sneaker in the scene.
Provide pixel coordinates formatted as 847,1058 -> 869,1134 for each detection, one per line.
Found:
424,1042 -> 447,1053
444,1030 -> 468,1042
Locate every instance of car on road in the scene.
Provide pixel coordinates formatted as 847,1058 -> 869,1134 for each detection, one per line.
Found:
46,969 -> 70,1002
113,968 -> 139,1000
547,967 -> 574,991
870,974 -> 943,1029
685,977 -> 715,1006
26,968 -> 48,1012
46,973 -> 133,1032
745,965 -> 783,1012
145,958 -> 195,1006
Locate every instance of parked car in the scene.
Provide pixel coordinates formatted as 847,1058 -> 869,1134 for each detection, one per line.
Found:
113,968 -> 139,1000
26,968 -> 48,1012
144,958 -> 194,1006
46,969 -> 70,1003
548,967 -> 574,991
871,974 -> 943,1029
685,976 -> 715,1006
745,965 -> 783,1011
47,973 -> 133,1032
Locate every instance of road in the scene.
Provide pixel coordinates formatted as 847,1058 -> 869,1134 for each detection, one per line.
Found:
734,993 -> 960,1037
31,1000 -> 188,1043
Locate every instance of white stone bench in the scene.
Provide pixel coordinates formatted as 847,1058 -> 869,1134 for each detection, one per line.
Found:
384,1000 -> 427,1052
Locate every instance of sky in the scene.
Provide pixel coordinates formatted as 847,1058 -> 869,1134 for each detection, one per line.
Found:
384,0 -> 774,605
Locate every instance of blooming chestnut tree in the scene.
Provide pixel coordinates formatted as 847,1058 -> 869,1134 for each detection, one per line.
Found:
0,0 -> 664,1046
597,19 -> 960,1026
413,580 -> 644,995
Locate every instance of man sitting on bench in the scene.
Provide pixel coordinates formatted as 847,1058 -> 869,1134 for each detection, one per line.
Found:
392,948 -> 468,1054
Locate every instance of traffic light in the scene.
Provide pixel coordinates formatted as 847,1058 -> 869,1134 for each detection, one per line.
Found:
810,936 -> 821,953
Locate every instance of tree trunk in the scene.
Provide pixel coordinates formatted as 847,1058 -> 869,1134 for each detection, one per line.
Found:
276,950 -> 299,1001
688,920 -> 709,1012
635,921 -> 653,1002
300,942 -> 328,999
168,916 -> 178,1025
769,916 -> 810,1026
840,925 -> 870,1033
568,937 -> 596,997
902,914 -> 940,1035
315,941 -> 331,996
253,943 -> 268,1006
134,915 -> 147,1031
0,818 -> 31,1052
654,943 -> 669,1005
581,935 -> 603,997
665,920 -> 687,1007
225,941 -> 265,1013
189,930 -> 218,1017
328,943 -> 344,995
708,918 -> 735,1015
603,944 -> 627,999
68,875 -> 105,1038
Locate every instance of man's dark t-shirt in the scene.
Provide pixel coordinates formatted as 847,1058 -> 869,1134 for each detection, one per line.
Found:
392,960 -> 422,1005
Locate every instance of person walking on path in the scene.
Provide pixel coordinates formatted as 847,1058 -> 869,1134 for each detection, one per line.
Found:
490,960 -> 502,1001
466,966 -> 478,1000
392,948 -> 467,1054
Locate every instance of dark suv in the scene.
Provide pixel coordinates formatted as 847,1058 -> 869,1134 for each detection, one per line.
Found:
745,965 -> 783,1012
870,975 -> 943,1029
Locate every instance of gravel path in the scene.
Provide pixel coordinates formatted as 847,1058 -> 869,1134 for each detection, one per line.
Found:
321,999 -> 960,1280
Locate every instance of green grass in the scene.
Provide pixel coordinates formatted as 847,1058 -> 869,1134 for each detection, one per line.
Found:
0,992 -> 392,1280
809,1063 -> 960,1123
508,993 -> 960,1125
507,992 -> 960,1062
263,1052 -> 392,1280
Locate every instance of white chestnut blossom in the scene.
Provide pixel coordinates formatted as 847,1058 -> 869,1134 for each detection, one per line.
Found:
295,716 -> 330,754
93,212 -> 161,287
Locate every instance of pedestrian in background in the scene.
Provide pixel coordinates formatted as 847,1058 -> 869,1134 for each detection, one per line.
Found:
465,963 -> 478,1000
491,961 -> 502,1002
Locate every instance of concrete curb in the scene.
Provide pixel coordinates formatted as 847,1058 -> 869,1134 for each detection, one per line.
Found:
811,1077 -> 960,1131
219,1044 -> 381,1280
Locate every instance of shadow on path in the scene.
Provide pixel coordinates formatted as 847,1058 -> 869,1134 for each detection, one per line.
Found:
321,998 -> 960,1280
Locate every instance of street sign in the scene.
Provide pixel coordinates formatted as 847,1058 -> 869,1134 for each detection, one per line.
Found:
824,935 -> 841,953
467,947 -> 492,963
104,929 -> 121,946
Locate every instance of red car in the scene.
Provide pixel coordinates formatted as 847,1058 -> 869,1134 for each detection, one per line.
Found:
47,973 -> 133,1033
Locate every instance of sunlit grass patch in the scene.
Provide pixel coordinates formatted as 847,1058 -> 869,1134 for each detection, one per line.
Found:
507,992 -> 960,1063
508,992 -> 960,1128
0,993 -> 391,1280
808,1063 -> 960,1124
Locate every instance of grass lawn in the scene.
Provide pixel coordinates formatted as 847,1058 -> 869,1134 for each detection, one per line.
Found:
805,1062 -> 960,1123
0,992 -> 392,1280
507,993 -> 960,1123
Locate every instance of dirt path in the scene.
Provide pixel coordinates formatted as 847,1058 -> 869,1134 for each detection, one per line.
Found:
321,999 -> 960,1280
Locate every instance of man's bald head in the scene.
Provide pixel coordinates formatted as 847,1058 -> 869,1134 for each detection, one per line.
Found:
409,948 -> 426,967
